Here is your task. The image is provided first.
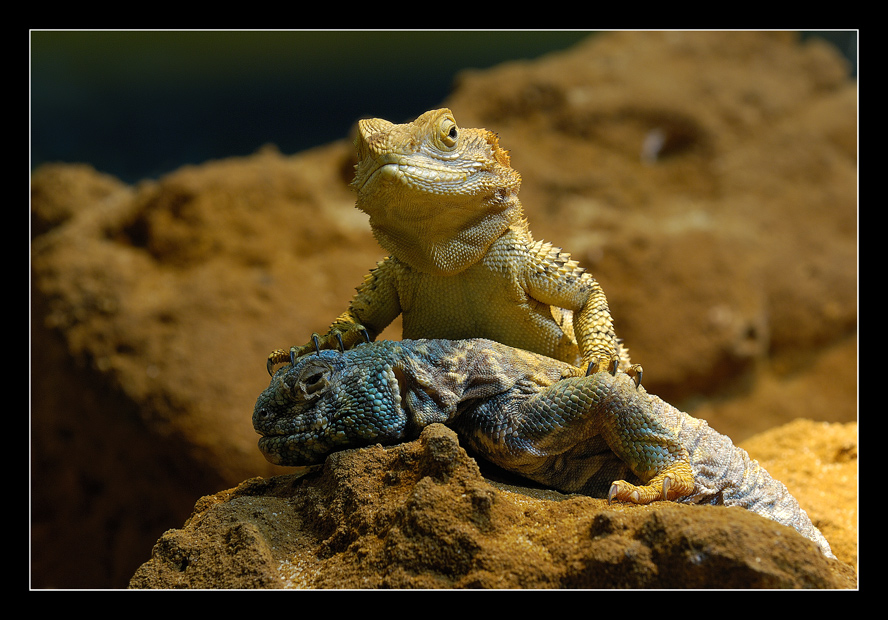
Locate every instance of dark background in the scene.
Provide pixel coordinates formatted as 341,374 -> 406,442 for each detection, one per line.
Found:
30,30 -> 857,185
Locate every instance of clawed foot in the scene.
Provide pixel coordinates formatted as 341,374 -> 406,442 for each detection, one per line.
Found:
584,356 -> 644,389
607,461 -> 695,505
266,326 -> 372,375
626,364 -> 643,388
266,348 -> 291,376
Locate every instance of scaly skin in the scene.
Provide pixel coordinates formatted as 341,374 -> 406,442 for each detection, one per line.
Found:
254,338 -> 834,558
268,108 -> 637,379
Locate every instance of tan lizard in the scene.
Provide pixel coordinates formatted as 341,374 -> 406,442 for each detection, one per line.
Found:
268,108 -> 639,380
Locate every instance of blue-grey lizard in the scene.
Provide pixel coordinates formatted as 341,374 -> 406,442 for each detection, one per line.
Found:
253,338 -> 834,558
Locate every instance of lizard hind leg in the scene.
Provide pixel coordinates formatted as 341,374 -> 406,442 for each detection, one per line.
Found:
607,460 -> 695,505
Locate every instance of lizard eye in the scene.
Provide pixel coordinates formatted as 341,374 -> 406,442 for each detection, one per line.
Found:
302,369 -> 326,392
290,361 -> 332,399
438,116 -> 459,149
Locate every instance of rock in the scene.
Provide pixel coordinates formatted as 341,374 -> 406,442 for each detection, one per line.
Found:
32,31 -> 857,588
739,419 -> 858,567
129,424 -> 855,589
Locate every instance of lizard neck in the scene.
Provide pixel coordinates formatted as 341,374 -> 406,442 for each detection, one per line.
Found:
361,192 -> 526,276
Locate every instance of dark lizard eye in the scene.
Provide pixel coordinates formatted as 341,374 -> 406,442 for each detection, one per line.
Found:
288,360 -> 332,399
293,363 -> 332,398
438,115 -> 458,149
303,370 -> 325,391
300,369 -> 328,396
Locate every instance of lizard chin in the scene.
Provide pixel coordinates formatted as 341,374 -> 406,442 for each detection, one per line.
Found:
256,433 -> 324,467
256,435 -> 290,465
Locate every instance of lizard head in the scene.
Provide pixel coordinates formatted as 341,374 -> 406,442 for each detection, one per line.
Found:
252,347 -> 408,466
351,108 -> 524,275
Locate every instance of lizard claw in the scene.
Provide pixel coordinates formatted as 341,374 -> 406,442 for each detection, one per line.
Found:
607,480 -> 645,505
584,356 -> 644,389
627,364 -> 644,389
269,325 -> 374,376
585,356 -> 614,376
267,348 -> 290,376
608,481 -> 643,505
583,356 -> 620,377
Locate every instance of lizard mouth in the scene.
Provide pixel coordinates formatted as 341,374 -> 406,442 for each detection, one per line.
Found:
355,153 -> 479,193
256,434 -> 289,465
256,431 -> 326,466
391,364 -> 409,407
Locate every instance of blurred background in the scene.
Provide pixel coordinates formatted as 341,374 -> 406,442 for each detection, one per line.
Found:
31,30 -> 856,185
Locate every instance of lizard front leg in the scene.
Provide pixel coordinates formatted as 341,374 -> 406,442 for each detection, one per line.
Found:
266,257 -> 403,375
588,373 -> 695,504
573,286 -> 644,386
522,241 -> 643,384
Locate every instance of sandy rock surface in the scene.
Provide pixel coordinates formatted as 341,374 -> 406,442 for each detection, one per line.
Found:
129,423 -> 856,589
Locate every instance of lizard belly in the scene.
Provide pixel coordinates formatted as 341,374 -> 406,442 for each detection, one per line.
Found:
398,264 -> 581,365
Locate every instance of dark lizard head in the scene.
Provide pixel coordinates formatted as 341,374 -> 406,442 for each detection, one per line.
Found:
252,346 -> 409,466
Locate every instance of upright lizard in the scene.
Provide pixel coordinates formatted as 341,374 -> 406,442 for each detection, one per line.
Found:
254,338 -> 834,558
268,109 -> 638,379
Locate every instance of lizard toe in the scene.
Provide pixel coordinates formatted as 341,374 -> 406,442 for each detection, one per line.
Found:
607,480 -> 660,505
606,462 -> 695,505
627,364 -> 644,388
585,355 -> 618,377
267,348 -> 290,376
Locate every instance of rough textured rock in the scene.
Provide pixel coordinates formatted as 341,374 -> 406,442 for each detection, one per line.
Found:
129,424 -> 856,589
31,31 -> 856,588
